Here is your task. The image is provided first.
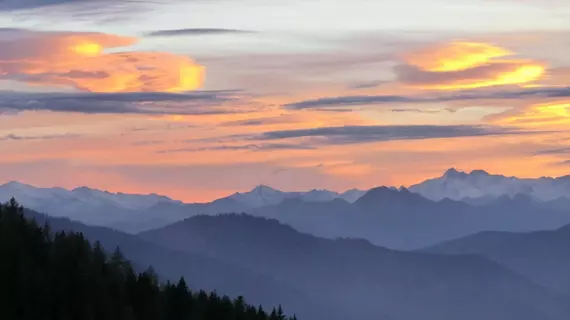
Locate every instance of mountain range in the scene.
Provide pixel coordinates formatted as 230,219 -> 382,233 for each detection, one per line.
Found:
3,168 -> 570,249
0,181 -> 367,232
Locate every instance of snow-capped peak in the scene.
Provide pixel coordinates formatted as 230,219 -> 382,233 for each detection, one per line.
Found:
251,185 -> 281,194
410,169 -> 570,201
0,181 -> 177,211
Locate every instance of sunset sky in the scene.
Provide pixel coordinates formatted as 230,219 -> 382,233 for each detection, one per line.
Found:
0,0 -> 569,201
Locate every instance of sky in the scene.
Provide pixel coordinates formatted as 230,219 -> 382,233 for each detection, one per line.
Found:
0,0 -> 569,201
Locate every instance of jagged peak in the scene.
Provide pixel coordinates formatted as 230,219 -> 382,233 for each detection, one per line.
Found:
353,186 -> 430,207
72,186 -> 96,193
443,168 -> 468,178
1,181 -> 35,188
356,186 -> 407,201
251,184 -> 281,193
470,169 -> 490,176
306,188 -> 334,193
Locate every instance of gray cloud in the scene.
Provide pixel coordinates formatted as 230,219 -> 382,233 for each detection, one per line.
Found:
233,119 -> 267,126
1,1 -> 178,26
348,80 -> 389,90
220,114 -> 297,127
0,0 -> 159,12
0,0 -> 92,10
132,140 -> 163,146
285,87 -> 570,110
159,143 -> 316,153
0,133 -> 79,141
145,28 -> 255,37
253,125 -> 541,145
534,147 -> 570,156
391,108 -> 445,114
0,91 -> 247,115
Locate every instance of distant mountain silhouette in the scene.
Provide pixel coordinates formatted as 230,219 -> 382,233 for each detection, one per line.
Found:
5,179 -> 570,249
0,181 -> 185,230
228,185 -> 366,207
410,168 -> 570,201
0,182 -> 366,233
250,187 -> 570,249
424,224 -> 570,297
139,214 -> 570,320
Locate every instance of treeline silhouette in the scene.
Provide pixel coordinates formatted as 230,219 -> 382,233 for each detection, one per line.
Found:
0,199 -> 296,320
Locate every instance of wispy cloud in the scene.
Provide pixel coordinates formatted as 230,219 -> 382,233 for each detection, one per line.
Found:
0,133 -> 79,141
0,0 -> 118,10
284,87 -> 570,110
534,147 -> 570,155
253,125 -> 542,145
0,91 -> 247,115
0,0 -> 168,19
145,28 -> 255,37
391,108 -> 447,114
158,143 -> 316,153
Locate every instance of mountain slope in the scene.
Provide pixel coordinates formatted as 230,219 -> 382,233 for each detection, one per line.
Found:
139,214 -> 570,320
424,224 -> 570,296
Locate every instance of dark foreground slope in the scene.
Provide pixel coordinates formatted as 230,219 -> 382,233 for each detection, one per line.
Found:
140,213 -> 570,320
0,200 -> 295,320
425,224 -> 570,296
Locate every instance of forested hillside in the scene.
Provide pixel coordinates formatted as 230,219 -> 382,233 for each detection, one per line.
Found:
0,199 -> 295,320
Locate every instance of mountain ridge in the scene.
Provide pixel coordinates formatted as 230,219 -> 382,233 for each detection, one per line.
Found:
5,167 -> 570,242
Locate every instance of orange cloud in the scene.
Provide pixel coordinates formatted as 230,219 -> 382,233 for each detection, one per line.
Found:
398,41 -> 546,90
493,101 -> 570,128
421,63 -> 545,90
405,42 -> 512,72
0,30 -> 205,92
